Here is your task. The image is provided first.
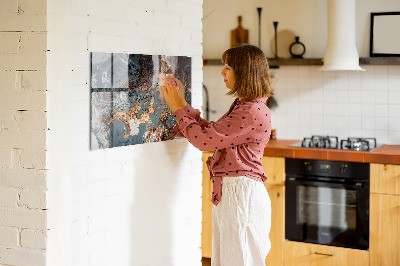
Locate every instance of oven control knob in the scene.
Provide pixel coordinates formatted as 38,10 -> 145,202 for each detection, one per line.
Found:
304,161 -> 312,171
340,164 -> 347,174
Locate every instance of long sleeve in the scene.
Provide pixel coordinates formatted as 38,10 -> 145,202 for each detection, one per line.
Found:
182,104 -> 210,128
173,105 -> 256,152
170,104 -> 210,138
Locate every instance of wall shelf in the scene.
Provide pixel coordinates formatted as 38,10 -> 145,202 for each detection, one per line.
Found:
203,58 -> 323,67
359,57 -> 400,65
203,57 -> 400,67
268,58 -> 323,67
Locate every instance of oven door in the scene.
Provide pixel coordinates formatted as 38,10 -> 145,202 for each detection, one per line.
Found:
285,177 -> 369,250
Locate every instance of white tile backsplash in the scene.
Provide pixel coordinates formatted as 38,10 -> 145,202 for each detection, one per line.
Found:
375,104 -> 389,117
389,104 -> 400,117
374,77 -> 388,91
375,130 -> 389,144
361,104 -> 375,117
362,90 -> 375,103
388,76 -> 400,91
323,103 -> 336,116
336,115 -> 348,129
203,64 -> 400,145
389,117 -> 400,131
389,131 -> 400,143
374,65 -> 388,77
348,90 -> 362,103
374,90 -> 388,104
388,91 -> 400,104
286,77 -> 299,89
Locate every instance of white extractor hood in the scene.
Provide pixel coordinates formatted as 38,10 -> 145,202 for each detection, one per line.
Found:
320,0 -> 365,71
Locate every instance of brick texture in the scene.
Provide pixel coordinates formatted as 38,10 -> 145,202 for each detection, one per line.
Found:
0,0 -> 47,264
0,187 -> 19,208
0,208 -> 47,230
21,229 -> 46,249
0,227 -> 19,247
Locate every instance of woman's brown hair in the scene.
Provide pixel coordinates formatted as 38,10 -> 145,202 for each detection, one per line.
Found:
221,44 -> 273,99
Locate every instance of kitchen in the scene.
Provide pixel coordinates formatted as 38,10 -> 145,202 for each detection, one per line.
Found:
0,0 -> 398,264
202,0 -> 400,265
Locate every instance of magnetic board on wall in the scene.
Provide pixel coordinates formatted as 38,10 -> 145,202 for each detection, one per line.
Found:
90,53 -> 192,149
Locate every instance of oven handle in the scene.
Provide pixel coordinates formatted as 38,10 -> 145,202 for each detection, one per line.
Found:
286,177 -> 364,189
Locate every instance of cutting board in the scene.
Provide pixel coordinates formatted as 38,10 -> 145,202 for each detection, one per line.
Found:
231,16 -> 249,48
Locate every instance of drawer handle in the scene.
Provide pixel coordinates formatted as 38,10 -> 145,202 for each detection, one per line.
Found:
314,252 -> 335,257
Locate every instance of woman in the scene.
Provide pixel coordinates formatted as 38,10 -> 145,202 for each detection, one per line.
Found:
162,44 -> 273,266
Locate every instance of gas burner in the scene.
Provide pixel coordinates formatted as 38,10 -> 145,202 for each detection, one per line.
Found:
340,137 -> 377,151
290,136 -> 380,151
301,135 -> 339,149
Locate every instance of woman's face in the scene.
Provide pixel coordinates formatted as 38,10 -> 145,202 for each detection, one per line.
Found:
220,64 -> 235,89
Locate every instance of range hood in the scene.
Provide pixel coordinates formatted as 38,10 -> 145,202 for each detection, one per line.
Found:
320,0 -> 365,71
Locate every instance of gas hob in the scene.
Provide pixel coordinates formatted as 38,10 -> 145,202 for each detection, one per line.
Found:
289,135 -> 382,151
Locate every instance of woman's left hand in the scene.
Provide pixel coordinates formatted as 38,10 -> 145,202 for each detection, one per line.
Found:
160,79 -> 184,113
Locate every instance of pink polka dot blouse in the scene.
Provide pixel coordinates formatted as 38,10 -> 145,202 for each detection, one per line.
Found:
172,97 -> 271,206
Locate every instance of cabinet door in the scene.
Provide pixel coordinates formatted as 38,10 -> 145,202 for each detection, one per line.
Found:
370,193 -> 400,266
201,152 -> 213,258
264,185 -> 284,266
261,156 -> 285,185
370,163 -> 400,195
284,241 -> 369,266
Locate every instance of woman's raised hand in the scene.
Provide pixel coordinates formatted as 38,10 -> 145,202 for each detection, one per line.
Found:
168,76 -> 187,108
161,76 -> 186,113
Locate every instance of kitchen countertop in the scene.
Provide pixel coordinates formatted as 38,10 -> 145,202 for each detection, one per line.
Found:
263,139 -> 400,165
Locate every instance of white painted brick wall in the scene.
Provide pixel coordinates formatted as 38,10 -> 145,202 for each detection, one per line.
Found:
0,208 -> 46,230
0,0 -> 48,265
0,247 -> 46,266
47,1 -> 203,266
21,229 -> 47,250
0,227 -> 19,247
0,169 -> 47,190
0,187 -> 19,208
19,189 -> 47,209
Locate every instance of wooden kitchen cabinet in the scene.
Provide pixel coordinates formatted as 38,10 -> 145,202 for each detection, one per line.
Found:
261,156 -> 285,185
370,163 -> 400,266
264,184 -> 285,266
284,241 -> 369,266
370,193 -> 400,266
370,163 -> 400,195
262,156 -> 285,266
202,152 -> 213,258
201,154 -> 286,266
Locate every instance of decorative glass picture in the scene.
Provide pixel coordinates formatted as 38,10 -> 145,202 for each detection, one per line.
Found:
90,52 -> 191,149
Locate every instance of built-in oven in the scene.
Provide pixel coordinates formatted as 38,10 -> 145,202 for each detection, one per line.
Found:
285,158 -> 370,250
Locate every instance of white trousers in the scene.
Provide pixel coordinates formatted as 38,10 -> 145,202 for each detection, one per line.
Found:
212,176 -> 271,266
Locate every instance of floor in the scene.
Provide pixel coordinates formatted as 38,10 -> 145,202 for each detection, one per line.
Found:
202,257 -> 211,266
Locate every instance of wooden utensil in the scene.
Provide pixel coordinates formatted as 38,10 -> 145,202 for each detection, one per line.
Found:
231,16 -> 249,48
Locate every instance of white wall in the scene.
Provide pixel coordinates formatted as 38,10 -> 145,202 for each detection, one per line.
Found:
204,0 -> 326,59
203,0 -> 400,145
47,0 -> 203,266
0,0 -> 48,265
203,0 -> 400,58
